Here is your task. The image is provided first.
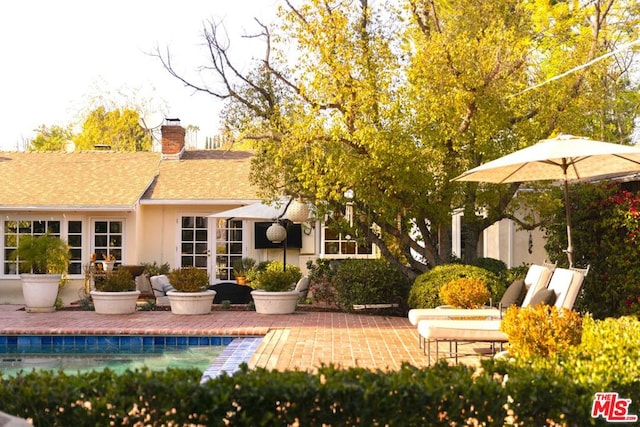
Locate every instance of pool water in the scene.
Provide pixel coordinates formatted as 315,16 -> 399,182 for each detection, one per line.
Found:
0,335 -> 263,380
0,346 -> 224,377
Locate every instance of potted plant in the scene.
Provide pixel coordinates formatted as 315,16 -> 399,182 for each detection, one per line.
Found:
233,257 -> 256,285
90,268 -> 140,314
9,233 -> 70,313
251,262 -> 302,314
166,266 -> 216,315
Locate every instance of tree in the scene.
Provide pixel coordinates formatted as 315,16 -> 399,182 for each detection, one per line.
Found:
156,0 -> 640,278
74,107 -> 152,151
29,125 -> 73,152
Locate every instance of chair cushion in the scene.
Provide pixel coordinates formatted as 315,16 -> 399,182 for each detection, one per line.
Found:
294,277 -> 310,300
529,288 -> 556,307
500,279 -> 526,308
150,275 -> 175,297
209,282 -> 253,304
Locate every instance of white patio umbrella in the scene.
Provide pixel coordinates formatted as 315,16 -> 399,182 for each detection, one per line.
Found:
452,134 -> 640,266
209,198 -> 290,220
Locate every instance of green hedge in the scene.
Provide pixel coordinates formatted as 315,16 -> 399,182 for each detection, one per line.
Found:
408,263 -> 505,309
2,316 -> 639,425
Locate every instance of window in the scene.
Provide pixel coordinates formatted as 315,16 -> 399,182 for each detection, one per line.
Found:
3,219 -> 62,275
67,221 -> 83,275
180,216 -> 208,268
322,218 -> 373,258
215,219 -> 243,280
93,220 -> 123,266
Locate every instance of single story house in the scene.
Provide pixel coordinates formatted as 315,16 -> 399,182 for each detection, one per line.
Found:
0,120 -> 545,305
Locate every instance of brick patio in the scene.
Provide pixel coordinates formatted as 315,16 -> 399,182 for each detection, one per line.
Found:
0,306 -> 484,372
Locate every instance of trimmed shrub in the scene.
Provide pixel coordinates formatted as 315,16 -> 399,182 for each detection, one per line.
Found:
439,277 -> 491,308
408,264 -> 503,309
332,259 -> 411,312
472,257 -> 508,281
167,266 -> 209,292
501,305 -> 583,359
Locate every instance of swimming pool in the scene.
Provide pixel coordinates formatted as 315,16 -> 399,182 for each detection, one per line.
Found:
0,335 -> 263,381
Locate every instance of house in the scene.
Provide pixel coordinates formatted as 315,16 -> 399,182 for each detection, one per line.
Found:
0,120 -> 548,306
0,121 -> 378,306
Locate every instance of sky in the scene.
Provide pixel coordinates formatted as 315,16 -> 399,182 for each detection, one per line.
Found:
0,0 -> 280,151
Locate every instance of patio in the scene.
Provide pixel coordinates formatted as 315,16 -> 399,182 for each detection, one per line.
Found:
0,306 -> 485,372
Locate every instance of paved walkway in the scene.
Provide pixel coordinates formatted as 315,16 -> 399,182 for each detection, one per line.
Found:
0,306 -> 483,372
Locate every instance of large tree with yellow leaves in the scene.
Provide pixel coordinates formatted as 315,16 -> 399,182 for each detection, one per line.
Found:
158,0 -> 639,278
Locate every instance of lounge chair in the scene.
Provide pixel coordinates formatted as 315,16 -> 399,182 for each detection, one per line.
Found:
408,262 -> 556,326
417,265 -> 589,364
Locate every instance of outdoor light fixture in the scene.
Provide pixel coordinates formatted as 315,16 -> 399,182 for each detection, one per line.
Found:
266,222 -> 287,243
286,198 -> 310,223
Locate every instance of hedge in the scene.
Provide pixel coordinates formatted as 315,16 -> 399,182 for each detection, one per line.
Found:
1,360 -> 637,426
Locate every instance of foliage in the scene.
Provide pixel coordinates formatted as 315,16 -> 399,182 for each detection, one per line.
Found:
472,257 -> 508,282
29,125 -> 74,151
156,0 -> 640,278
408,264 -> 504,309
140,261 -> 171,276
232,257 -> 256,277
9,233 -> 70,274
501,305 -> 583,359
167,266 -> 210,293
94,268 -> 135,292
74,106 -> 152,151
306,258 -> 339,307
439,277 -> 491,309
488,315 -> 640,425
544,182 -> 640,318
252,268 -> 301,292
331,259 -> 411,312
505,264 -> 530,284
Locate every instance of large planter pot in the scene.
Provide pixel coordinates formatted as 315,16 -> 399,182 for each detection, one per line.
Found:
21,274 -> 61,313
90,290 -> 141,314
251,290 -> 300,314
166,290 -> 216,315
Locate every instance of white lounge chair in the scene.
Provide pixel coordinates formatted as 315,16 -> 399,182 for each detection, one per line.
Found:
408,262 -> 555,326
417,266 -> 589,364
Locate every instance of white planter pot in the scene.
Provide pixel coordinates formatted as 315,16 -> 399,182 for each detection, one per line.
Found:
166,290 -> 216,315
90,290 -> 141,314
251,290 -> 300,314
21,274 -> 61,313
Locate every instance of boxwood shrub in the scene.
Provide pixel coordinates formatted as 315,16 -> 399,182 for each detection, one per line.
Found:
331,259 -> 411,313
408,263 -> 504,309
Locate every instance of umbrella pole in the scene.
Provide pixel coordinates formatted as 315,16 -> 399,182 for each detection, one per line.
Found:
562,164 -> 574,267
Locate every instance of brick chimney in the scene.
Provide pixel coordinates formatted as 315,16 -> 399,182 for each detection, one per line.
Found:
161,118 -> 185,159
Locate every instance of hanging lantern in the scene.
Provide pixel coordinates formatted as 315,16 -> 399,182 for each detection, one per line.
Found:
266,222 -> 287,243
287,198 -> 310,223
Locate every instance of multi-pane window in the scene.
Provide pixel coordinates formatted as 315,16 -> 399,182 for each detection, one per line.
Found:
3,220 -> 62,274
93,220 -> 123,266
180,216 -> 208,268
67,221 -> 83,275
322,219 -> 373,257
215,219 -> 243,280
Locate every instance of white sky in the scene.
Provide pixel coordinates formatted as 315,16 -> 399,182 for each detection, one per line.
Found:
0,0 -> 279,150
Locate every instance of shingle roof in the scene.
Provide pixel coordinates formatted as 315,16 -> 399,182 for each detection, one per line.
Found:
0,149 -> 260,209
143,150 -> 259,201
